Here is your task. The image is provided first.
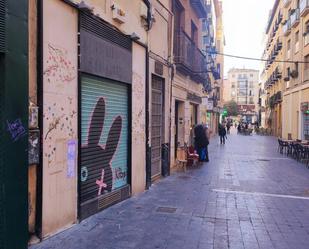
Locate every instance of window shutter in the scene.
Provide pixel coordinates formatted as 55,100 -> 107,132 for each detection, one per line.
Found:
0,0 -> 5,53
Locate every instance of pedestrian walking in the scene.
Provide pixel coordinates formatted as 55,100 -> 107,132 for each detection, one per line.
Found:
218,123 -> 227,144
194,124 -> 209,162
203,124 -> 211,162
226,122 -> 231,134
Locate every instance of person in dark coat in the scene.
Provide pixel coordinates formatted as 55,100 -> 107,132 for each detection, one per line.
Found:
194,124 -> 209,162
218,123 -> 227,144
237,123 -> 241,134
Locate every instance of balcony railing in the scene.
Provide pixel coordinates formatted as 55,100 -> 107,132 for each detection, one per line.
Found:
190,0 -> 208,18
291,8 -> 300,27
300,0 -> 309,16
174,30 -> 207,83
283,19 -> 291,36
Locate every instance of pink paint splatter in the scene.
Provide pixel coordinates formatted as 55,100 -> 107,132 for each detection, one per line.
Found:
96,169 -> 107,196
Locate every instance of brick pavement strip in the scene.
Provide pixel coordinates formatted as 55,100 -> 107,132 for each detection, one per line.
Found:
30,133 -> 309,249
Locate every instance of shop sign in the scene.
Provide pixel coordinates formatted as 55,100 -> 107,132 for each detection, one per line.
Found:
205,99 -> 213,111
187,93 -> 202,104
213,107 -> 220,113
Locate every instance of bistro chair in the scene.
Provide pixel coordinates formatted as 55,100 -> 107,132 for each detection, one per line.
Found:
176,146 -> 187,172
278,138 -> 289,154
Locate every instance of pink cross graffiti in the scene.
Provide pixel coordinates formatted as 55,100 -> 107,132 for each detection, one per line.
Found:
96,169 -> 107,196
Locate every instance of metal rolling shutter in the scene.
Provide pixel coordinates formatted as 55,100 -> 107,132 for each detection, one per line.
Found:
151,76 -> 163,178
80,76 -> 129,204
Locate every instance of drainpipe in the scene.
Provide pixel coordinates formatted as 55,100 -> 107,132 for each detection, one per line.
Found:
36,0 -> 43,239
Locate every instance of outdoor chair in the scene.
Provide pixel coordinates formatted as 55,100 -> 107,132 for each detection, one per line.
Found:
287,141 -> 293,157
278,139 -> 289,154
176,144 -> 199,172
176,146 -> 187,172
187,146 -> 199,167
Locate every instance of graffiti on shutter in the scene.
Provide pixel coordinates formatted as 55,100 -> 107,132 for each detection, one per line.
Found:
81,77 -> 129,203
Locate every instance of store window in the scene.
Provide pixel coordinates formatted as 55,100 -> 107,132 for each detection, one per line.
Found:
303,113 -> 309,140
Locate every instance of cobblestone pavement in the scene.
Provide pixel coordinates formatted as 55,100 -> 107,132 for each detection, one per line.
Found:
31,131 -> 309,249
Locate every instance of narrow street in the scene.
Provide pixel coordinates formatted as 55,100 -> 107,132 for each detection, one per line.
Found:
31,131 -> 309,249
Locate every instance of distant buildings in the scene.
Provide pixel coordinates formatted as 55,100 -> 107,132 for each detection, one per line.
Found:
261,0 -> 309,139
223,68 -> 260,123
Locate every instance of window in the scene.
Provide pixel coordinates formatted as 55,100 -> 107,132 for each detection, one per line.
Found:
305,21 -> 309,46
304,55 -> 309,70
191,21 -> 198,44
238,80 -> 248,89
249,81 -> 254,88
249,90 -> 252,96
238,89 -> 247,96
286,67 -> 290,88
295,31 -> 299,53
203,35 -> 209,45
232,74 -> 235,78
237,97 -> 247,104
250,74 -> 253,77
202,19 -> 207,32
304,113 -> 309,140
287,39 -> 291,59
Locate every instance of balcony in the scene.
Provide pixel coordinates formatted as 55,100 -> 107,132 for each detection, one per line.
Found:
283,0 -> 291,7
304,32 -> 309,46
290,8 -> 300,28
190,0 -> 208,18
174,30 -> 207,83
300,0 -> 309,17
304,68 -> 309,81
283,19 -> 291,36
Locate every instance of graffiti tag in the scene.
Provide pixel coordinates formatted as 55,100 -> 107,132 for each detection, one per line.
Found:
81,166 -> 88,182
114,167 -> 127,181
96,169 -> 107,196
7,119 -> 26,142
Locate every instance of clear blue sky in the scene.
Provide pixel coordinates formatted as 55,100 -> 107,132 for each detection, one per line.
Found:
223,0 -> 275,76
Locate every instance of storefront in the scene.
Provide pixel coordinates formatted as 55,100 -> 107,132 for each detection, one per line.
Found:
0,1 -> 29,248
79,12 -> 132,219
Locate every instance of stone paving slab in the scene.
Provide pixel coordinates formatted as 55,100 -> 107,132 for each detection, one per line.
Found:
30,132 -> 309,249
